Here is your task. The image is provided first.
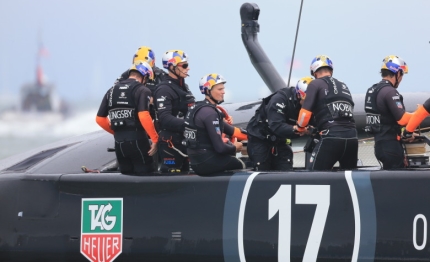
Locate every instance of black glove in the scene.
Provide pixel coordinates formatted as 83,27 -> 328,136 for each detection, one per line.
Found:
402,130 -> 413,140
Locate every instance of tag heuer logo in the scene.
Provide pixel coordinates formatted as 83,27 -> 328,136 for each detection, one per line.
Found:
81,198 -> 123,262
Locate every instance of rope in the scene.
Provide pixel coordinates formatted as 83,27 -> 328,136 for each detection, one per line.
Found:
162,136 -> 188,157
287,0 -> 304,87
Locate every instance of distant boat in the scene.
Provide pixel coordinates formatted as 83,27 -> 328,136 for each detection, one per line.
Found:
0,44 -> 70,122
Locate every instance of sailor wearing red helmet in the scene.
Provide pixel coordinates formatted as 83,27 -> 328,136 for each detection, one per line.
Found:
96,61 -> 158,174
297,55 -> 358,171
153,50 -> 196,173
365,55 -> 412,169
183,73 -> 247,175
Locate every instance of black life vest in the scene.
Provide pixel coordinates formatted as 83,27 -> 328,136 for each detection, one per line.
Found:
183,100 -> 224,150
314,76 -> 355,129
154,79 -> 196,118
364,80 -> 403,138
107,79 -> 146,141
247,87 -> 298,141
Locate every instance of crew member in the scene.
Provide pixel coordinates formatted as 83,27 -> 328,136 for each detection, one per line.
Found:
184,74 -> 246,175
364,55 -> 412,169
297,55 -> 358,170
96,61 -> 158,174
246,77 -> 312,171
404,98 -> 430,136
154,50 -> 195,172
111,46 -> 165,171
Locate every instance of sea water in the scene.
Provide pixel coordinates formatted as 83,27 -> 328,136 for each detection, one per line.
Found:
0,106 -> 100,160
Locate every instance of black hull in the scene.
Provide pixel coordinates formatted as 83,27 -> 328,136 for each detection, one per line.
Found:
0,169 -> 430,261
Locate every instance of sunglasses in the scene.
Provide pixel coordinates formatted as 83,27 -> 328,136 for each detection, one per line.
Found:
178,63 -> 189,69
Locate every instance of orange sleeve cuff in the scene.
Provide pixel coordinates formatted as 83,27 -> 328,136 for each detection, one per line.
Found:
96,116 -> 114,134
233,127 -> 248,141
138,111 -> 158,144
397,112 -> 412,126
406,105 -> 430,132
297,108 -> 313,127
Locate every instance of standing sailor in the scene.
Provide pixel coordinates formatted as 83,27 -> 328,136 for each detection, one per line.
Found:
364,55 -> 412,169
297,55 -> 358,170
109,46 -> 164,171
96,61 -> 158,174
154,50 -> 195,172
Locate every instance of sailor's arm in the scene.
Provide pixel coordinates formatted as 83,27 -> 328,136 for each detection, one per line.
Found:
406,98 -> 430,132
96,116 -> 114,134
296,108 -> 312,129
138,111 -> 158,143
266,93 -> 296,138
384,90 -> 413,126
199,107 -> 237,155
223,123 -> 248,141
296,81 -> 318,129
96,92 -> 114,134
136,87 -> 158,143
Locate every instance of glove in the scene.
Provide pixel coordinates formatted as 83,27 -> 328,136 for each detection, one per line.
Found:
293,125 -> 306,133
402,130 -> 413,140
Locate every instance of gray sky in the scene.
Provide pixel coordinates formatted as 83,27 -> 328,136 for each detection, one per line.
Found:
1,0 -> 429,104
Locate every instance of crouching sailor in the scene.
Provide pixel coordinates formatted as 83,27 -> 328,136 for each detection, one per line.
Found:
183,74 -> 246,176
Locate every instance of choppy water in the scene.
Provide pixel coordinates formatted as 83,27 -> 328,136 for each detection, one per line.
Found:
0,107 -> 100,160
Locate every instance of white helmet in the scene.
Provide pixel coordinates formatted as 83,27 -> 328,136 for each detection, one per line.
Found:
162,50 -> 188,69
381,55 -> 408,74
199,73 -> 227,94
310,55 -> 333,76
295,76 -> 313,99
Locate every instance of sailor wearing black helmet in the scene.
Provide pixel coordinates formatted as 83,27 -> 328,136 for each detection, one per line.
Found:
297,55 -> 358,171
183,74 -> 246,176
153,50 -> 196,173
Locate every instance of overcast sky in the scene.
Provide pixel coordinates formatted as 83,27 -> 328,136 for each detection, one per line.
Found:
1,0 -> 429,105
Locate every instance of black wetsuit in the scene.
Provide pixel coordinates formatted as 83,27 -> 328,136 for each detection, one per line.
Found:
184,99 -> 244,175
154,76 -> 195,172
246,87 -> 300,171
97,78 -> 154,174
365,80 -> 407,169
113,66 -> 166,171
300,76 -> 358,171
